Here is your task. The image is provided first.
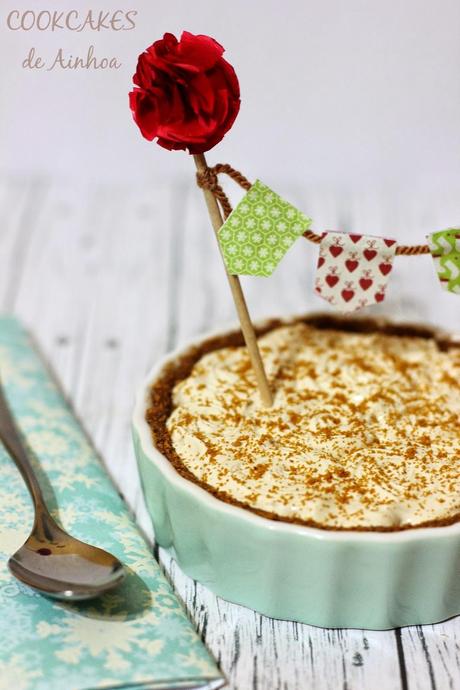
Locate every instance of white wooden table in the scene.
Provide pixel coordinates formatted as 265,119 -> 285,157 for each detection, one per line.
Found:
2,173 -> 460,690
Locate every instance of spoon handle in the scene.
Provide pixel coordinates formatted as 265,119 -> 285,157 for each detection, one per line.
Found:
0,381 -> 47,510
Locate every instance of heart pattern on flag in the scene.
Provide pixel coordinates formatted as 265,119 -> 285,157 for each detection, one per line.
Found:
314,232 -> 397,312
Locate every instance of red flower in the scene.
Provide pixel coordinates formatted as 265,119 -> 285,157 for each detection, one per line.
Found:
129,31 -> 240,154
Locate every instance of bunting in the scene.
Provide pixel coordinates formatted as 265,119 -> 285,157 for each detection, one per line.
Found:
218,180 -> 311,277
314,232 -> 397,311
216,183 -> 460,311
427,229 -> 460,294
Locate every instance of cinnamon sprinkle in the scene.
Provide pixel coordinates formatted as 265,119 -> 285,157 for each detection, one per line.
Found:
146,315 -> 460,532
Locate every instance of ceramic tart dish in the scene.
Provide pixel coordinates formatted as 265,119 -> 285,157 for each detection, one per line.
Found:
132,314 -> 460,629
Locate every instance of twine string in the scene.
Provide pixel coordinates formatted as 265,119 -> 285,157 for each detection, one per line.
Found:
196,164 -> 431,256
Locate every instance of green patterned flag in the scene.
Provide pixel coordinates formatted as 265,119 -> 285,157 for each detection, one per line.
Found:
217,180 -> 311,277
428,229 -> 460,294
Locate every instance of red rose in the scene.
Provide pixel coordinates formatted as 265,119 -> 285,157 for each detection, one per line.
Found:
129,31 -> 240,154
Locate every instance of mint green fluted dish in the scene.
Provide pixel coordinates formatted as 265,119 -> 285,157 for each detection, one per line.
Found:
133,321 -> 460,630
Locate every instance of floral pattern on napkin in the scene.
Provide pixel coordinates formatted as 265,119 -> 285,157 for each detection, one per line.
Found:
0,317 -> 223,690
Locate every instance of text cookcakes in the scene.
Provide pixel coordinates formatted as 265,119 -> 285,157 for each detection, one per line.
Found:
154,322 -> 460,530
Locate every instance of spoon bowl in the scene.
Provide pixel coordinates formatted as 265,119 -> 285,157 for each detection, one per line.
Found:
8,522 -> 125,600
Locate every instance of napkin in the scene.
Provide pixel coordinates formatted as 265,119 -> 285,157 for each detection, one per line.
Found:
0,317 -> 225,690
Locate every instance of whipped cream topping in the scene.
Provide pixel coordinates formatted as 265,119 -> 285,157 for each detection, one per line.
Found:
166,323 -> 460,529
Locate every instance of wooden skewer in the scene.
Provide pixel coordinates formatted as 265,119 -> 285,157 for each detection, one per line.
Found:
193,153 -> 273,407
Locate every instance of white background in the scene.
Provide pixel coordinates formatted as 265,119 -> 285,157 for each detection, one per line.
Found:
1,0 -> 460,198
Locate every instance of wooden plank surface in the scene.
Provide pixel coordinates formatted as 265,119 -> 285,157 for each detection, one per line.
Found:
1,174 -> 460,690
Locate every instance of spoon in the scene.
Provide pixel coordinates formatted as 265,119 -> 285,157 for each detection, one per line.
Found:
0,382 -> 125,600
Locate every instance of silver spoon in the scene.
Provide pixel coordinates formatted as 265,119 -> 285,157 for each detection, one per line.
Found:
0,382 -> 125,600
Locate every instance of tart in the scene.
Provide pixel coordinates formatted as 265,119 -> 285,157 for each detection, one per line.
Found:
147,315 -> 460,531
133,315 -> 460,628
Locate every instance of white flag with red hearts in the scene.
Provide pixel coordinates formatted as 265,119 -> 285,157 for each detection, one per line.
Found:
314,232 -> 397,312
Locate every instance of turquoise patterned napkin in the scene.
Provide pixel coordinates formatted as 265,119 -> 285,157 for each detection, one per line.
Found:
0,317 -> 224,690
